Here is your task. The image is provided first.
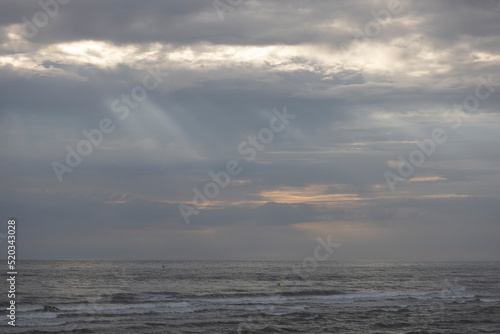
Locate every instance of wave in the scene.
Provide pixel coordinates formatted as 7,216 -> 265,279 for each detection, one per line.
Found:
73,287 -> 479,308
56,301 -> 194,314
18,312 -> 58,320
479,298 -> 500,303
16,288 -> 484,326
100,292 -> 137,304
16,319 -> 67,327
281,289 -> 344,297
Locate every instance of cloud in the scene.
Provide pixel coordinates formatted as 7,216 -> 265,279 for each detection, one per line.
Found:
1,0 -> 499,260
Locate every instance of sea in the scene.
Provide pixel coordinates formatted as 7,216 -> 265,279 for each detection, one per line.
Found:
2,260 -> 500,333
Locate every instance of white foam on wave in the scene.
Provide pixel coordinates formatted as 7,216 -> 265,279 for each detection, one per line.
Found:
381,307 -> 405,312
55,301 -> 195,315
20,289 -> 482,320
270,305 -> 307,316
479,298 -> 500,303
184,290 -> 442,311
287,290 -> 436,303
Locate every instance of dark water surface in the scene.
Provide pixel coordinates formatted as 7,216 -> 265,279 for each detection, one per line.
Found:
2,260 -> 500,333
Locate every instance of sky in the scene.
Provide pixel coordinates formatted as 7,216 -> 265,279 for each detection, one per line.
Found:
1,0 -> 499,260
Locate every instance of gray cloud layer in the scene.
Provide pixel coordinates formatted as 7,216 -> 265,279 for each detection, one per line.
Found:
1,0 -> 499,260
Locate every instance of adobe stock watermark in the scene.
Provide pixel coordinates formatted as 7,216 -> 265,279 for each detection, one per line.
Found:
51,67 -> 168,182
178,106 -> 296,224
10,0 -> 71,52
237,234 -> 340,333
213,0 -> 244,21
338,0 -> 404,56
384,74 -> 500,192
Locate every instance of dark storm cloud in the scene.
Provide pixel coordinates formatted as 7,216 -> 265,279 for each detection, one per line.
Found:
0,0 -> 364,46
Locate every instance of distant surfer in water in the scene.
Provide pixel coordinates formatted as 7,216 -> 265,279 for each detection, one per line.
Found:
162,265 -> 165,269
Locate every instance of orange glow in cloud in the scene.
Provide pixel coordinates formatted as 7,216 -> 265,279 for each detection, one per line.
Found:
260,184 -> 364,206
409,176 -> 446,182
420,194 -> 470,199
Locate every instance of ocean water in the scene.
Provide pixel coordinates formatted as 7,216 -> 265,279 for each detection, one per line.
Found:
2,260 -> 500,333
